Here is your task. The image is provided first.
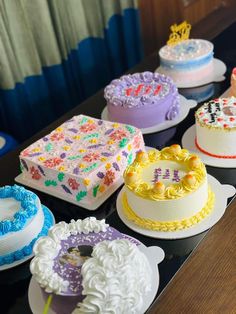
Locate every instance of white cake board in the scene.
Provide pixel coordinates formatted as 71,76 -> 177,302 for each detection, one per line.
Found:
116,174 -> 235,240
156,58 -> 226,88
181,124 -> 236,168
0,206 -> 55,271
28,241 -> 165,314
101,95 -> 197,135
15,174 -> 124,211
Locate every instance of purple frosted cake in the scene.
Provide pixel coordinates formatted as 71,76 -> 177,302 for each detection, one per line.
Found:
30,217 -> 152,314
104,71 -> 180,128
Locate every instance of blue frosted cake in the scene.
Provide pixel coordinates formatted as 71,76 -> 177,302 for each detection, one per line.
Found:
159,39 -> 214,86
0,185 -> 54,267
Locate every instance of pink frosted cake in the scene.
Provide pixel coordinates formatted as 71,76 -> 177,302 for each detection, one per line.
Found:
19,115 -> 144,206
104,71 -> 180,128
30,217 -> 152,314
159,39 -> 214,86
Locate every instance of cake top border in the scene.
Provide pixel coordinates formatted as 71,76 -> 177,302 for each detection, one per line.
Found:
124,145 -> 206,200
195,97 -> 236,131
104,71 -> 177,109
159,39 -> 213,62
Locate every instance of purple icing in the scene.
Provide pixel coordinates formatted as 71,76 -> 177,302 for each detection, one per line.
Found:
52,227 -> 138,296
104,71 -> 180,128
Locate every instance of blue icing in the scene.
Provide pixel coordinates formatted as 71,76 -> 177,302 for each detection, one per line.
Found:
0,205 -> 54,266
161,52 -> 213,70
0,185 -> 38,236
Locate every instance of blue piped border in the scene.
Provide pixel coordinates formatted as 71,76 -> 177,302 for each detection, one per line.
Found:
0,185 -> 39,236
0,205 -> 54,266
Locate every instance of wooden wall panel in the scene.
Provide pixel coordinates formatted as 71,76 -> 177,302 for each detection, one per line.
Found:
139,0 -> 233,55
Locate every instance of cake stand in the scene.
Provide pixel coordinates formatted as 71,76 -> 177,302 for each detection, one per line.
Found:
116,174 -> 235,240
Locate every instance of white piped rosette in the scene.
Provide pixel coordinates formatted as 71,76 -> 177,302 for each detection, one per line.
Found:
72,239 -> 152,314
30,217 -> 108,294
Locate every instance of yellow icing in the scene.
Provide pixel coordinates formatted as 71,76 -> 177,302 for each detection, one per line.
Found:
112,123 -> 119,128
89,138 -> 97,143
56,127 -> 63,132
63,146 -> 70,151
99,185 -> 105,192
83,178 -> 90,186
73,135 -> 81,140
105,163 -> 111,170
122,187 -> 214,231
116,155 -> 121,161
123,146 -> 206,200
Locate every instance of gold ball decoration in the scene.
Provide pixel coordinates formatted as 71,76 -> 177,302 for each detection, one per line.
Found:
189,156 -> 201,169
153,181 -> 165,194
135,151 -> 148,163
183,174 -> 196,187
126,172 -> 139,185
169,144 -> 182,155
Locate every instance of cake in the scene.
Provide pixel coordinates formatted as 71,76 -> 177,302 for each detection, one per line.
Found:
158,39 -> 214,86
195,97 -> 236,158
122,145 -> 215,231
0,185 -> 53,267
30,217 -> 152,314
104,71 -> 180,128
230,68 -> 236,97
19,115 -> 144,206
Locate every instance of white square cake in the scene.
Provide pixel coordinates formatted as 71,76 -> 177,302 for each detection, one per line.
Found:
19,115 -> 144,206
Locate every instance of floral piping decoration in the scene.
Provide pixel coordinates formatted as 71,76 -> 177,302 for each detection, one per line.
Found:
104,170 -> 115,186
0,205 -> 54,266
0,185 -> 38,236
122,187 -> 214,231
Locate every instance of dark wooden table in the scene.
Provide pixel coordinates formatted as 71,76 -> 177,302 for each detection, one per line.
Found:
1,21 -> 236,314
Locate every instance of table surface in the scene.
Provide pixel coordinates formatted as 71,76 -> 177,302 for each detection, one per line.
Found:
1,21 -> 236,314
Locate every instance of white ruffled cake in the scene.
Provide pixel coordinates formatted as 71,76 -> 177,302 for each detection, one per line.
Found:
30,217 -> 152,314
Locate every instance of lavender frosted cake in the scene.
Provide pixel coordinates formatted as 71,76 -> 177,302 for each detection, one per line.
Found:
30,217 -> 152,314
104,71 -> 180,128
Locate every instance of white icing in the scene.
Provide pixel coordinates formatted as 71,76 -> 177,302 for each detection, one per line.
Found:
30,217 -> 109,294
196,98 -> 236,156
73,239 -> 152,314
0,198 -> 44,255
196,97 -> 236,128
0,198 -> 21,220
125,180 -> 208,221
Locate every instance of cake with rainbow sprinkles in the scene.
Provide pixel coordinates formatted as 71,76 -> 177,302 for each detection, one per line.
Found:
122,145 -> 215,231
19,115 -> 144,207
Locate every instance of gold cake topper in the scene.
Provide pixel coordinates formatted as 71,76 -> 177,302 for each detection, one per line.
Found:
167,21 -> 191,46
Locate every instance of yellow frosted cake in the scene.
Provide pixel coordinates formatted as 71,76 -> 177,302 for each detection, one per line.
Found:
122,145 -> 214,231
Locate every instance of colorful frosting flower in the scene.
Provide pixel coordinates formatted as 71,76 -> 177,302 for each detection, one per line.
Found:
50,132 -> 65,141
30,166 -> 42,180
133,136 -> 141,149
83,152 -> 100,162
80,123 -> 96,133
21,149 -> 31,157
44,157 -> 63,168
68,178 -> 80,190
109,130 -> 127,141
103,170 -> 115,186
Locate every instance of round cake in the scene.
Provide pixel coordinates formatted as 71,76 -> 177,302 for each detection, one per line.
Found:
0,185 -> 53,266
195,97 -> 236,158
122,145 -> 215,231
159,39 -> 214,86
104,71 -> 180,128
30,217 -> 152,314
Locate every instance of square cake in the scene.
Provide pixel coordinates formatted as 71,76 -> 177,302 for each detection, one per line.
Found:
19,115 -> 144,206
